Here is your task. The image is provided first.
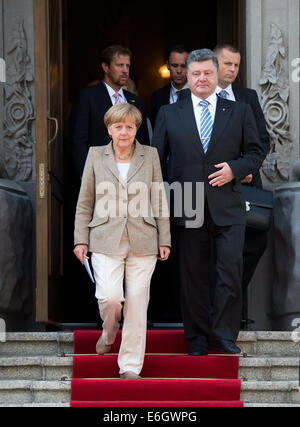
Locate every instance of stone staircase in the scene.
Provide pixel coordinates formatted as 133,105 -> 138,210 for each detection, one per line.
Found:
0,331 -> 299,407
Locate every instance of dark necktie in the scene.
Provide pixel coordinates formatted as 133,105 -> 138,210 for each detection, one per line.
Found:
219,90 -> 228,99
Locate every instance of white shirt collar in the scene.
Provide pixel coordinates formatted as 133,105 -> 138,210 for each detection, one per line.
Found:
216,84 -> 234,99
171,82 -> 189,94
103,81 -> 126,101
191,92 -> 218,109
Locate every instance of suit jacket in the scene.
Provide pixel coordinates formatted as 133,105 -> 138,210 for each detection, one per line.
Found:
69,82 -> 150,179
149,84 -> 171,128
232,84 -> 270,188
178,86 -> 270,188
74,141 -> 171,256
152,94 -> 265,228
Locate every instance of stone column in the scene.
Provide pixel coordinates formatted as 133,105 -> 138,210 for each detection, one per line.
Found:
246,0 -> 300,330
272,163 -> 300,330
0,0 -> 37,331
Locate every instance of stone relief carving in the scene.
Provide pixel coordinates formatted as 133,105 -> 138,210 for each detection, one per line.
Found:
2,19 -> 35,181
259,23 -> 292,182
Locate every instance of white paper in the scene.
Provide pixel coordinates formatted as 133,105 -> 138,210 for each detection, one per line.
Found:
84,258 -> 95,283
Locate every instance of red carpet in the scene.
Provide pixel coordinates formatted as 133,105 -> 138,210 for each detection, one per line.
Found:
71,330 -> 243,408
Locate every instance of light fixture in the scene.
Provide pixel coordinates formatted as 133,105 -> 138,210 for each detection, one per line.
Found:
158,64 -> 170,79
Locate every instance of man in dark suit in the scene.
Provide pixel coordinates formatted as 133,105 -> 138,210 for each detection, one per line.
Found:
214,44 -> 270,326
152,49 -> 265,355
69,45 -> 150,179
150,45 -> 189,128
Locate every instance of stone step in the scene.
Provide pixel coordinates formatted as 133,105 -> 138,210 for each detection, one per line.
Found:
0,380 -> 299,406
239,357 -> 299,381
0,357 -> 73,381
0,403 -> 70,407
0,332 -> 300,357
0,356 -> 298,382
241,381 -> 300,405
0,333 -> 73,357
0,381 -> 71,405
244,403 -> 300,407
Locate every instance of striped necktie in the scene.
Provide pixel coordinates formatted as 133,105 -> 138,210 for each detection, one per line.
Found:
200,100 -> 213,154
113,92 -> 122,104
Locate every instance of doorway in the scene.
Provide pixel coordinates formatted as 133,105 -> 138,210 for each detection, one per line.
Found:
36,0 -> 246,325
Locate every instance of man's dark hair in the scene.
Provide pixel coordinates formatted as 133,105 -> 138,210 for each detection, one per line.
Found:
167,45 -> 189,61
213,44 -> 241,56
100,45 -> 132,67
186,49 -> 219,72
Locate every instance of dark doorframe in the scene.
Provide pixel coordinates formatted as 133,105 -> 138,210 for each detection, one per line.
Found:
50,0 -> 247,327
217,0 -> 246,86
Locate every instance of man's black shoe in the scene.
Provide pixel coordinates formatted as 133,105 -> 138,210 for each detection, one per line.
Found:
209,340 -> 241,354
188,347 -> 208,356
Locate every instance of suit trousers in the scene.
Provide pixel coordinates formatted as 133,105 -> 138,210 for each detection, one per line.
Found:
242,227 -> 268,291
91,231 -> 157,375
176,202 -> 245,349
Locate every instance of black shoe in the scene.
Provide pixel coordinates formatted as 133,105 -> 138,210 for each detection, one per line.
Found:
147,320 -> 153,329
209,340 -> 241,354
188,347 -> 208,356
240,318 -> 255,328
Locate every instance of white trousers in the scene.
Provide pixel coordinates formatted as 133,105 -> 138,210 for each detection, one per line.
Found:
91,233 -> 157,375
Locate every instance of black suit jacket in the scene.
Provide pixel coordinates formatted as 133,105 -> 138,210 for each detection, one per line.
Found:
149,84 -> 171,128
179,86 -> 270,188
69,82 -> 150,178
152,94 -> 265,227
231,84 -> 270,188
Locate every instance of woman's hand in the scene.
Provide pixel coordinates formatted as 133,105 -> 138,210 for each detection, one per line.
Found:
74,244 -> 89,265
158,246 -> 171,261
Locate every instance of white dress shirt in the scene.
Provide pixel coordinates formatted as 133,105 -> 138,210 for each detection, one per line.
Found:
169,82 -> 189,104
216,84 -> 236,102
191,92 -> 218,140
103,81 -> 127,104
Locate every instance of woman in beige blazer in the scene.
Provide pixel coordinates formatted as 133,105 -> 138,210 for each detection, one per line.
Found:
74,103 -> 171,380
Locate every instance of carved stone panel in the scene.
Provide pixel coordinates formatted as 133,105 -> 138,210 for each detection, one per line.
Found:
2,19 -> 35,181
259,23 -> 292,183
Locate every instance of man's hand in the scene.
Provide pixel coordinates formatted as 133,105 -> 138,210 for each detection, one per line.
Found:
158,246 -> 171,261
74,244 -> 88,265
208,163 -> 235,187
241,174 -> 253,184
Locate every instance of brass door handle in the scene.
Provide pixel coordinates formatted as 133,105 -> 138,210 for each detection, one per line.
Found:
48,116 -> 59,145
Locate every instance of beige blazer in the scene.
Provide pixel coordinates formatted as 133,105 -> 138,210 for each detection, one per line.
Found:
74,141 -> 171,256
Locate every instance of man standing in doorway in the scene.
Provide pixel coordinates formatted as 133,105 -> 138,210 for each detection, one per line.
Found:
150,45 -> 189,128
152,49 -> 265,355
69,45 -> 150,180
149,45 -> 189,324
214,44 -> 270,326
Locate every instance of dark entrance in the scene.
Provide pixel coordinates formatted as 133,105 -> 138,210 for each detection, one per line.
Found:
39,0 -> 245,325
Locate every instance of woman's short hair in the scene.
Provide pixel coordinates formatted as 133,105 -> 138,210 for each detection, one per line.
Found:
104,103 -> 143,130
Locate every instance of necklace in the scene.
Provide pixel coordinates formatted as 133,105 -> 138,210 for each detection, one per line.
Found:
113,142 -> 136,160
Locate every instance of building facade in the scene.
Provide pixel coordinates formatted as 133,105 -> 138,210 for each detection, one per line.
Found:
0,0 -> 299,331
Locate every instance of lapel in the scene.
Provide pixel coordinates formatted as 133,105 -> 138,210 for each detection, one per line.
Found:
126,140 -> 145,182
103,141 -> 145,184
123,89 -> 138,107
104,143 -> 121,182
98,82 -> 113,108
205,96 -> 234,156
163,84 -> 172,105
177,96 -> 204,155
232,84 -> 244,102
